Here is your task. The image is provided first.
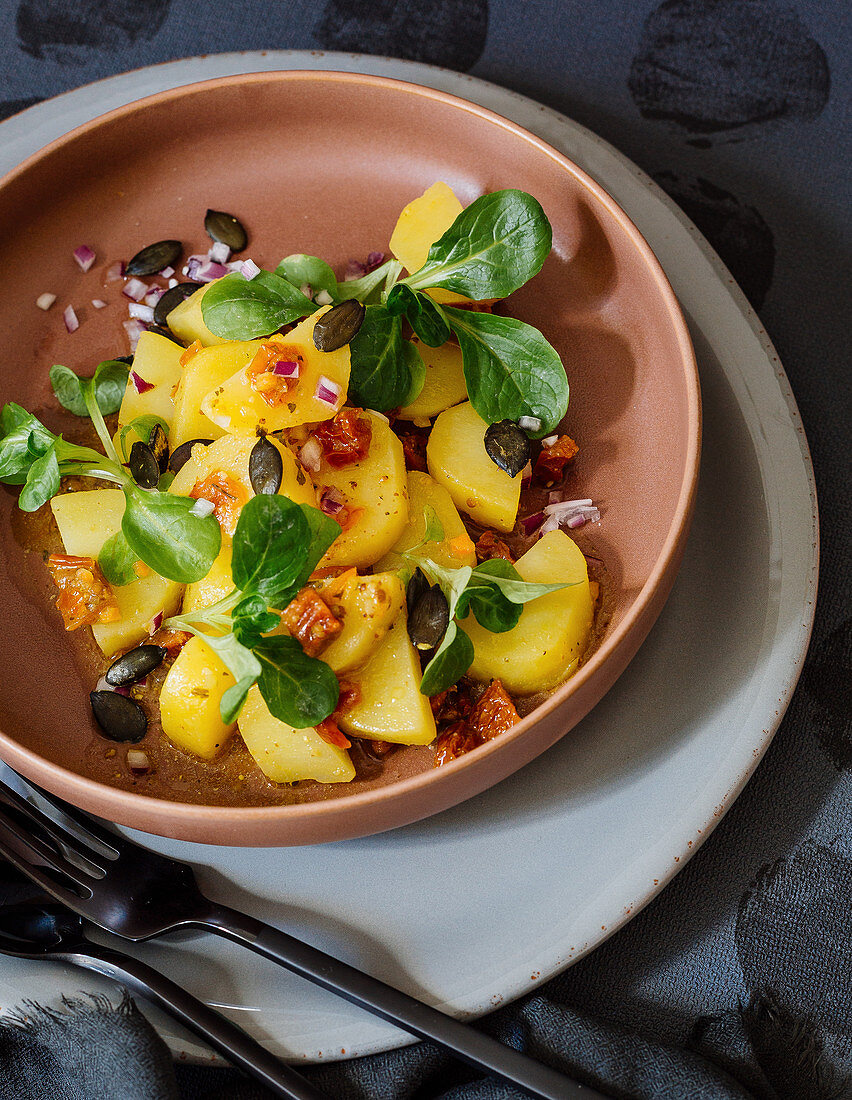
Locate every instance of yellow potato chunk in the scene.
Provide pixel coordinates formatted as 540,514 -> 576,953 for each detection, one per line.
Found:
396,337 -> 468,421
314,572 -> 405,674
389,182 -> 470,306
171,343 -> 250,447
427,402 -> 522,532
200,308 -> 351,434
316,412 -> 409,569
238,687 -> 355,784
159,636 -> 237,759
117,331 -> 184,431
166,281 -> 230,347
50,489 -> 182,656
338,614 -> 437,745
375,471 -> 476,572
466,530 -> 593,693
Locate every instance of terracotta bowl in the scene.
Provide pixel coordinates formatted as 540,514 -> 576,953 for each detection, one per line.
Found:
0,72 -> 700,845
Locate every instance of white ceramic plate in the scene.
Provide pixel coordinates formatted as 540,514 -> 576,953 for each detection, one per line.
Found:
0,52 -> 817,1064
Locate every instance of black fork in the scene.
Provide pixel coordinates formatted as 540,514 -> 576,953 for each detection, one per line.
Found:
0,773 -> 607,1100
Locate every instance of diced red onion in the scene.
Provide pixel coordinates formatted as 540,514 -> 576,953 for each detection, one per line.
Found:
567,514 -> 588,529
63,305 -> 79,333
123,320 -> 146,352
185,255 -> 228,283
315,375 -> 341,406
73,244 -> 96,272
95,674 -> 130,697
149,611 -> 163,634
91,298 -> 107,309
314,289 -> 333,306
521,511 -> 545,535
538,498 -> 601,536
541,434 -> 559,448
225,260 -> 244,273
122,277 -> 148,302
190,497 -> 216,518
240,258 -> 261,280
126,749 -> 150,771
272,359 -> 300,378
343,259 -> 367,281
209,241 -> 231,264
521,460 -> 533,486
106,261 -> 125,283
130,370 -> 154,394
128,303 -> 155,322
159,265 -> 175,278
167,278 -> 178,289
319,486 -> 345,515
518,415 -> 542,433
366,251 -> 385,270
299,283 -> 312,298
36,292 -> 56,311
300,436 -> 322,472
144,287 -> 165,306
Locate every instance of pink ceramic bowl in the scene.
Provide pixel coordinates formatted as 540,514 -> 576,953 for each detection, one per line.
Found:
0,71 -> 700,845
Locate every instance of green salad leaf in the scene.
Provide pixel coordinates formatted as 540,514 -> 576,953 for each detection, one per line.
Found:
276,254 -> 338,299
97,531 -> 138,587
201,270 -> 316,339
121,486 -> 222,584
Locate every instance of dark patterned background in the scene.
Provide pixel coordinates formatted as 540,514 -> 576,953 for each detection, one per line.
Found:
0,2 -> 849,1098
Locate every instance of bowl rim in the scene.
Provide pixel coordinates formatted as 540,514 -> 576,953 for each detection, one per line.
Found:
0,68 -> 701,832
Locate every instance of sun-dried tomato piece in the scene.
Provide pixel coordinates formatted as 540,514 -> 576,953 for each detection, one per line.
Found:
190,471 -> 249,537
313,408 -> 372,468
435,721 -> 478,767
46,554 -> 120,631
434,680 -> 519,767
363,739 -> 397,758
475,530 -> 515,564
247,342 -> 302,408
397,431 -> 428,472
533,434 -> 579,485
315,717 -> 351,749
151,628 -> 192,656
314,678 -> 362,749
431,682 -> 474,725
281,587 -> 343,657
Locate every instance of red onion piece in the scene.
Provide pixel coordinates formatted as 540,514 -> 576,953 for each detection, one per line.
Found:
343,259 -> 367,282
95,674 -> 130,696
91,298 -> 107,309
541,435 -> 559,448
122,277 -> 148,302
73,245 -> 96,273
126,749 -> 150,771
123,319 -> 146,352
36,292 -> 56,311
144,287 -> 165,306
272,359 -> 299,378
159,265 -> 175,278
319,486 -> 345,515
209,241 -> 231,264
314,375 -> 341,406
106,261 -> 125,283
130,370 -> 154,394
128,303 -> 155,322
185,255 -> 228,283
521,460 -> 533,486
365,251 -> 385,271
149,611 -> 163,634
240,258 -> 261,280
314,289 -> 333,306
190,498 -> 216,518
521,511 -> 545,535
567,514 -> 588,529
63,305 -> 79,333
300,436 -> 322,472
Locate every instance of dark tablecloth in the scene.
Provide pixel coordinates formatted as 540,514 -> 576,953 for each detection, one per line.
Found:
1,2 -> 849,1098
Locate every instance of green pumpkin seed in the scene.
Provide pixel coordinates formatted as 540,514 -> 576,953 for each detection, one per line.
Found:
204,209 -> 247,252
90,691 -> 147,743
168,438 -> 213,474
484,420 -> 531,478
147,424 -> 170,473
249,436 -> 284,496
407,585 -> 450,651
312,299 -> 366,352
126,240 -> 182,277
105,644 -> 167,687
129,441 -> 160,489
154,281 -> 203,326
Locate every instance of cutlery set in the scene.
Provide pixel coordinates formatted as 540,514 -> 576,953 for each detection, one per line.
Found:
0,774 -> 605,1100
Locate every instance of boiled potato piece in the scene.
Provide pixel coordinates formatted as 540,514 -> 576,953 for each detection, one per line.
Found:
389,182 -> 470,306
166,281 -> 230,347
50,489 -> 182,656
396,337 -> 468,421
427,402 -> 521,532
200,308 -> 351,434
182,545 -> 235,616
159,636 -> 237,759
375,471 -> 475,572
117,331 -> 184,431
314,571 -> 405,673
170,344 -> 247,447
316,412 -> 408,569
466,530 -> 593,693
238,687 -> 355,784
338,614 -> 437,745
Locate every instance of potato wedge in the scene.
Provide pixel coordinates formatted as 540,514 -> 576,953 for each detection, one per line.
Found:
166,281 -> 230,347
238,687 -> 355,784
171,343 -> 253,447
374,470 -> 476,572
200,308 -> 351,434
427,401 -> 522,532
316,411 -> 409,569
396,337 -> 467,421
465,530 -> 593,693
314,571 -> 405,674
50,489 -> 182,656
338,613 -> 437,745
117,331 -> 184,431
389,182 -> 470,306
159,636 -> 237,759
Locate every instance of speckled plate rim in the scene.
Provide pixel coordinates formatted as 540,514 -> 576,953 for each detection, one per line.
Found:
0,51 -> 817,1065
0,67 -> 701,843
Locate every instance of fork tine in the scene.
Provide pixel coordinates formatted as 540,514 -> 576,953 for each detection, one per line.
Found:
0,775 -> 121,858
0,780 -> 111,867
0,829 -> 92,909
0,805 -> 98,889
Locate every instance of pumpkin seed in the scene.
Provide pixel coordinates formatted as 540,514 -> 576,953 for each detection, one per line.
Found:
129,441 -> 160,489
90,691 -> 147,743
153,281 -> 203,326
484,419 -> 531,478
146,325 -> 185,347
105,644 -> 167,687
147,424 -> 170,473
113,354 -> 134,366
312,299 -> 366,352
406,567 -> 430,617
168,438 -> 213,474
407,584 -> 450,651
126,240 -> 182,277
205,209 -> 247,252
249,435 -> 283,496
